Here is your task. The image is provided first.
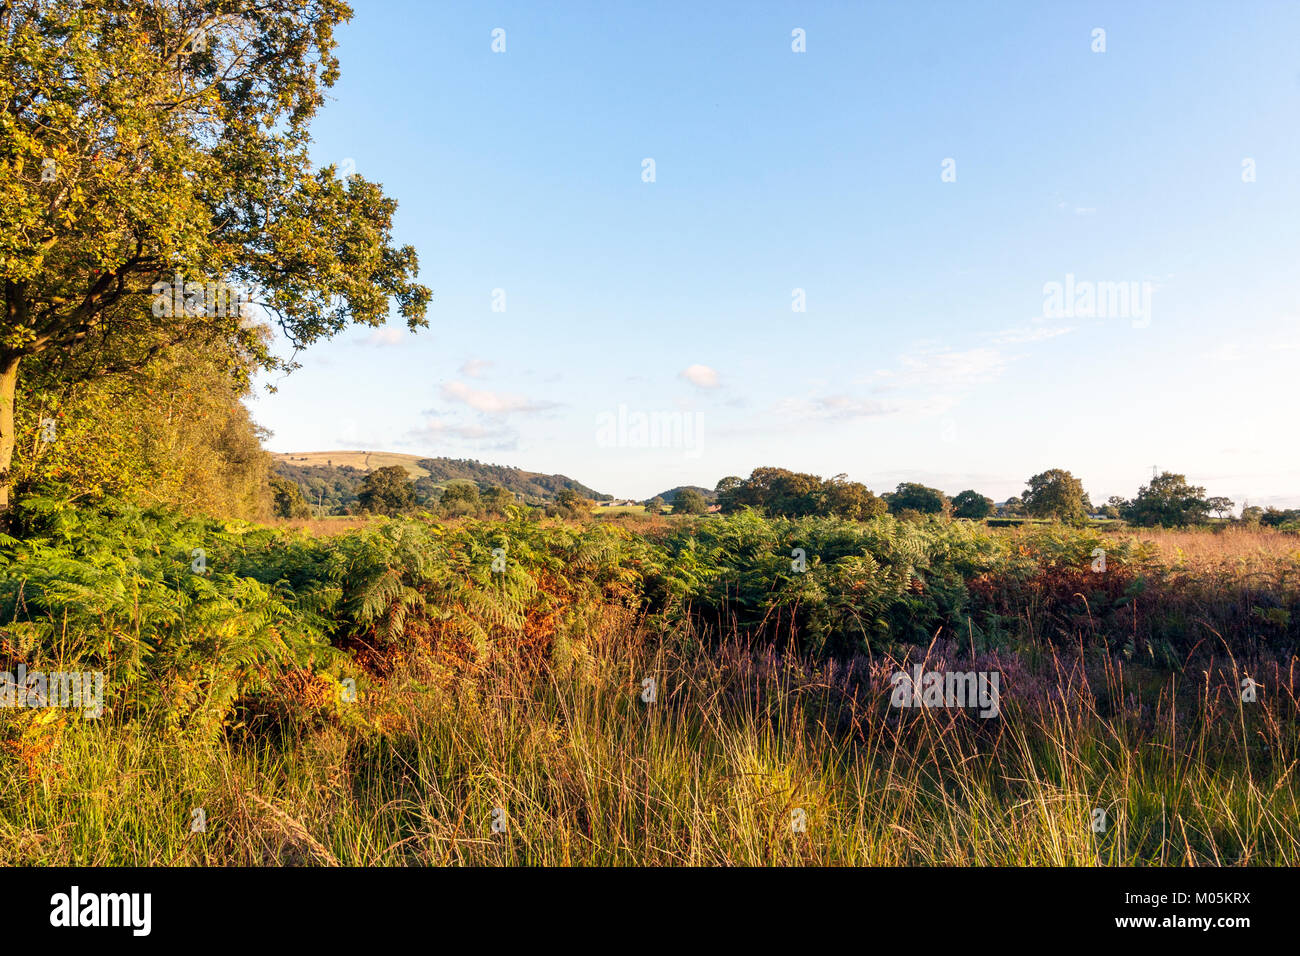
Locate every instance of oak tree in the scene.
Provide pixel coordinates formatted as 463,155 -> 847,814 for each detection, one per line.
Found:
0,0 -> 430,513
1022,469 -> 1090,525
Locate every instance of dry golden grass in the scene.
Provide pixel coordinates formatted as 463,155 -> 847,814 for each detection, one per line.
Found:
269,515 -> 377,535
272,450 -> 431,477
1121,526 -> 1300,563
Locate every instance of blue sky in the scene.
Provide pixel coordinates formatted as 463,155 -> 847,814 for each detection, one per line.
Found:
252,0 -> 1300,507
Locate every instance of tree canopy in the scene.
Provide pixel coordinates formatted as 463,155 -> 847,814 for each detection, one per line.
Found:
716,467 -> 886,519
1022,469 -> 1091,524
357,465 -> 415,515
673,488 -> 708,514
951,489 -> 994,519
885,482 -> 949,516
269,472 -> 311,518
0,0 -> 430,514
1120,472 -> 1209,527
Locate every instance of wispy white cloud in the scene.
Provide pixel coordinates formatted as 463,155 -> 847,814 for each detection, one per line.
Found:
762,343 -> 1010,433
439,381 -> 558,415
364,326 -> 406,346
1053,196 -> 1098,216
459,358 -> 493,377
807,394 -> 893,420
867,345 -> 1008,390
762,394 -> 897,429
410,419 -> 513,440
399,416 -> 519,452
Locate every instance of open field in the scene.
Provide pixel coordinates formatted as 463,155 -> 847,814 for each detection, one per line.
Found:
1116,525 -> 1300,566
0,505 -> 1295,865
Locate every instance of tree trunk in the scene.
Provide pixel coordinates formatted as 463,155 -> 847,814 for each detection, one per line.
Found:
0,353 -> 19,517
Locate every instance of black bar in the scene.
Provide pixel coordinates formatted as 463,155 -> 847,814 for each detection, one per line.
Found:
1,865 -> 1284,943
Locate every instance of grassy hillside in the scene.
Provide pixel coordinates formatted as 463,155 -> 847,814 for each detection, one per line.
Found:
274,451 -> 434,478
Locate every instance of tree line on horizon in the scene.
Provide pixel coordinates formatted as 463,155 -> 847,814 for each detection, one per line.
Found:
695,466 -> 1298,530
275,460 -> 1300,530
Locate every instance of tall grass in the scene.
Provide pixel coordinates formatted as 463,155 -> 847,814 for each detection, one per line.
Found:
2,613 -> 1296,865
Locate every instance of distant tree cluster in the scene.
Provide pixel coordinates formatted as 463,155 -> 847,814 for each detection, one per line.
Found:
951,490 -> 994,519
1007,469 -> 1245,529
651,486 -> 717,509
1241,506 -> 1300,528
707,466 -> 1255,530
716,468 -> 887,519
548,488 -> 593,518
357,466 -> 417,516
272,461 -> 366,514
1106,473 -> 1230,528
348,467 -> 523,519
673,488 -> 709,515
1110,473 -> 1210,527
269,474 -> 312,519
986,468 -> 1236,528
997,496 -> 1026,518
883,482 -> 949,518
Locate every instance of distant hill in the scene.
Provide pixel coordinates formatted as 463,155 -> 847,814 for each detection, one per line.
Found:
271,451 -> 608,509
654,485 -> 717,504
271,459 -> 368,513
413,458 -> 607,502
